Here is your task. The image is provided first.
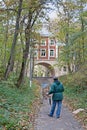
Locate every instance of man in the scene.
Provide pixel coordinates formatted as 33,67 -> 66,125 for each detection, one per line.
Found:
47,76 -> 64,118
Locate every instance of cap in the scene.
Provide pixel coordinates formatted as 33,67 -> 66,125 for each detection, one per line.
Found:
53,76 -> 58,80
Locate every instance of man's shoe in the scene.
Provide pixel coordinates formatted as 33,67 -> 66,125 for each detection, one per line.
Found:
48,114 -> 53,117
56,116 -> 60,119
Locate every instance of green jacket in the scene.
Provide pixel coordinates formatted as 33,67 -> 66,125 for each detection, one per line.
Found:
48,80 -> 64,101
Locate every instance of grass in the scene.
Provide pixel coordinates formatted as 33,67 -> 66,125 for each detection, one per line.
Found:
60,74 -> 87,129
0,79 -> 41,130
0,70 -> 87,129
64,85 -> 87,109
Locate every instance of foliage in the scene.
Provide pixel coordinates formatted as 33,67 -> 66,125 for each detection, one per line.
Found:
49,0 -> 87,72
0,0 -> 51,87
60,63 -> 87,129
0,77 -> 41,130
60,63 -> 87,101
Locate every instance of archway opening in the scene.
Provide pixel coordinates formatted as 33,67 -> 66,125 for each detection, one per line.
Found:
33,62 -> 55,77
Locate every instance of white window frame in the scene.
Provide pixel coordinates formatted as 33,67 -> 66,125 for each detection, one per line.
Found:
50,49 -> 55,57
41,39 -> 46,46
40,49 -> 46,57
50,39 -> 55,45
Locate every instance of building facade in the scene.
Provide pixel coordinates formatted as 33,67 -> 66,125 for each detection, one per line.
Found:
33,31 -> 68,77
35,36 -> 58,61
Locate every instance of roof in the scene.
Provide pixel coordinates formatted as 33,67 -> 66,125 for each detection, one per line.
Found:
39,27 -> 53,37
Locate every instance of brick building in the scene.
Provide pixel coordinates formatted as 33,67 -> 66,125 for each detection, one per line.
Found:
32,27 -> 67,77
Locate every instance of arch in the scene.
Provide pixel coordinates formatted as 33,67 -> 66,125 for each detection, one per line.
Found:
34,62 -> 55,77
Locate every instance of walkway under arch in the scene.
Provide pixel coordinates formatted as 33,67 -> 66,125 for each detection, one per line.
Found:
34,61 -> 55,77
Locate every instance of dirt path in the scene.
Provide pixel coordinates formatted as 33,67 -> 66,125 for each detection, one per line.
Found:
34,98 -> 85,130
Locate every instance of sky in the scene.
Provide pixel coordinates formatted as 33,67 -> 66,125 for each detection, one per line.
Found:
49,10 -> 57,19
46,2 -> 58,20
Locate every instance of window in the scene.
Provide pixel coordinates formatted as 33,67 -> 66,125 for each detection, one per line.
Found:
50,39 -> 55,45
41,39 -> 46,45
50,49 -> 54,56
40,49 -> 46,56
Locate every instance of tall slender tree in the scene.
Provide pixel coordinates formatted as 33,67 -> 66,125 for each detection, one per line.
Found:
17,0 -> 49,87
49,0 -> 87,72
4,0 -> 23,79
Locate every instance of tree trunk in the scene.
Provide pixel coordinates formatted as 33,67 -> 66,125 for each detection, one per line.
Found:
16,0 -> 47,87
17,27 -> 31,87
81,17 -> 85,62
4,0 -> 23,79
4,10 -> 9,69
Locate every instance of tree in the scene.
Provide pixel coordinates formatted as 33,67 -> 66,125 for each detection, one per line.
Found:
50,0 -> 77,72
49,0 -> 87,72
4,0 -> 23,79
17,0 -> 50,87
0,0 -> 52,86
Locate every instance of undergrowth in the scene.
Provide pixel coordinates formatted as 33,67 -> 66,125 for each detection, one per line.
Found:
60,73 -> 87,129
0,78 -> 41,130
